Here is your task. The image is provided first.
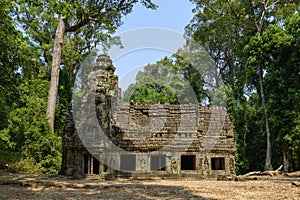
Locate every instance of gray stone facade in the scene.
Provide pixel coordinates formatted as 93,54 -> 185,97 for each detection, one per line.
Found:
61,54 -> 236,178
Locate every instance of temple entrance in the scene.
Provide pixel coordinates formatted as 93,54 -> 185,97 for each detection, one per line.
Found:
93,156 -> 100,174
83,153 -> 89,174
82,153 -> 100,174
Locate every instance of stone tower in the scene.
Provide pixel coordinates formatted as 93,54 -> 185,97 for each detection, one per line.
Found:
61,54 -> 120,175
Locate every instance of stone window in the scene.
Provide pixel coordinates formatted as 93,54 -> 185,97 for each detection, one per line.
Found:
151,155 -> 166,171
120,154 -> 136,171
83,153 -> 100,174
211,158 -> 225,170
181,155 -> 196,170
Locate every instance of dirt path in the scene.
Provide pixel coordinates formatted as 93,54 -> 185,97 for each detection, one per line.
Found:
0,173 -> 299,200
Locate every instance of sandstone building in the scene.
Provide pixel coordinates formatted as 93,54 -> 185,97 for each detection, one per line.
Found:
61,54 -> 236,178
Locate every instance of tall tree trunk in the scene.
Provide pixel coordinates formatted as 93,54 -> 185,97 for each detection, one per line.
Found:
256,0 -> 273,171
258,63 -> 272,170
46,16 -> 65,131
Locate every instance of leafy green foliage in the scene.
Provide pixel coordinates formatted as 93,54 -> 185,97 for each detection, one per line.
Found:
14,0 -> 157,131
241,15 -> 300,171
243,19 -> 300,170
0,0 -> 62,173
0,0 -> 22,132
122,54 -> 209,104
0,78 -> 61,173
0,0 -> 158,174
188,0 -> 300,172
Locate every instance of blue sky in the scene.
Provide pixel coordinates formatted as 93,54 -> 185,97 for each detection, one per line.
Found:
117,0 -> 194,33
111,0 -> 194,91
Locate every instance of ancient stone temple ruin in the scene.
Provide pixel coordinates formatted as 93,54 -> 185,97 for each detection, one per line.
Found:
61,54 -> 236,178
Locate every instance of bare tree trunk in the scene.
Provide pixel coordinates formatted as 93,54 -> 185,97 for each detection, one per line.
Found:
46,16 -> 65,131
258,65 -> 272,170
256,0 -> 274,171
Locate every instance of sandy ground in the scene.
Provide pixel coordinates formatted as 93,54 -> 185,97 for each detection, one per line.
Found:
0,172 -> 299,200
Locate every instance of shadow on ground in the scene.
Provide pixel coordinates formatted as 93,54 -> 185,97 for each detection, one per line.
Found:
0,173 -> 215,200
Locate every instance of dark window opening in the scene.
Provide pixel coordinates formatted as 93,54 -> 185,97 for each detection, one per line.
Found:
151,155 -> 166,171
83,153 -> 90,174
120,154 -> 136,171
181,155 -> 196,170
211,158 -> 225,170
93,156 -> 100,174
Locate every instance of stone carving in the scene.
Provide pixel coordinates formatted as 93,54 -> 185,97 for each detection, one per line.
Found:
171,157 -> 178,174
140,158 -> 146,171
229,158 -> 235,174
204,157 -> 209,170
199,158 -> 203,170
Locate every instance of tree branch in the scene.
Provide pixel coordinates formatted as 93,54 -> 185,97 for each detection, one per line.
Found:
266,0 -> 280,10
66,17 -> 91,32
65,0 -> 108,32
